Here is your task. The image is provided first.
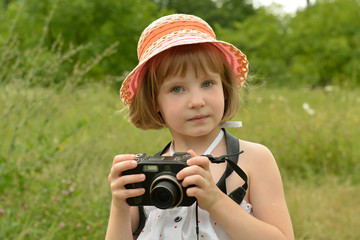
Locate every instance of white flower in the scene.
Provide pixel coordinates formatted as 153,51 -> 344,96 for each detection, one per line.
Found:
302,103 -> 315,115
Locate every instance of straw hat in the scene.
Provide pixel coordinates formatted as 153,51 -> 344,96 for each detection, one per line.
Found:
120,14 -> 249,106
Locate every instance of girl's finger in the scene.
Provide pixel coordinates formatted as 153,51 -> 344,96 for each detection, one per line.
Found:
113,188 -> 146,201
112,154 -> 136,166
187,149 -> 198,157
110,173 -> 146,190
177,164 -> 205,180
108,160 -> 138,181
181,174 -> 204,188
186,155 -> 210,170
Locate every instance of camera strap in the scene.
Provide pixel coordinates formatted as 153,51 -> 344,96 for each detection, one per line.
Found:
167,128 -> 248,203
203,151 -> 247,203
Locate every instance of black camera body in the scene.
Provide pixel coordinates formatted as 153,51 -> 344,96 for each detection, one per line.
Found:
123,153 -> 196,209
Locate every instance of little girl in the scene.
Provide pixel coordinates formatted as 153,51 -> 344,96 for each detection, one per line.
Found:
106,14 -> 294,240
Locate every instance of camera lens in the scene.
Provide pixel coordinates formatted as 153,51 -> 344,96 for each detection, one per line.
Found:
151,178 -> 181,209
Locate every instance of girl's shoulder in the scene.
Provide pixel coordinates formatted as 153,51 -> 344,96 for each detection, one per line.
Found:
238,139 -> 274,159
237,139 -> 277,173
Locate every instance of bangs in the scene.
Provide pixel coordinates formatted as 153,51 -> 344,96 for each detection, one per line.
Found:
152,43 -> 226,81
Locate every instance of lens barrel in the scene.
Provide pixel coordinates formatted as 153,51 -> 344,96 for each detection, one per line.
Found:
150,176 -> 182,209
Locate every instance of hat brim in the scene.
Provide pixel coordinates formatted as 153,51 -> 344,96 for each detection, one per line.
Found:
120,35 -> 248,106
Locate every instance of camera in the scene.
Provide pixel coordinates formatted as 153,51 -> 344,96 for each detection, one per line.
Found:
123,153 -> 196,209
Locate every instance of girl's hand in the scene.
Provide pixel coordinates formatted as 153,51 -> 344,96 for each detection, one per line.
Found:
176,150 -> 225,211
108,154 -> 146,211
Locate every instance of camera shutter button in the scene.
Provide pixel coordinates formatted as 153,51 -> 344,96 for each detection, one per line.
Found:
174,216 -> 182,222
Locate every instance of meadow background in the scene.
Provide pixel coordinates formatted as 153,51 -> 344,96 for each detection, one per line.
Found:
1,0 -> 359,239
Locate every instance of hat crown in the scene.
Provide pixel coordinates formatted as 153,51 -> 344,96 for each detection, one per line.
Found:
120,14 -> 248,106
137,14 -> 216,62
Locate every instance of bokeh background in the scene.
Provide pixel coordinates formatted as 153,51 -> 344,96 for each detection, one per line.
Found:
1,0 -> 359,239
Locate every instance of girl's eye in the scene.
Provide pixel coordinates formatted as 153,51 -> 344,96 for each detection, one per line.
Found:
202,81 -> 213,88
171,86 -> 183,93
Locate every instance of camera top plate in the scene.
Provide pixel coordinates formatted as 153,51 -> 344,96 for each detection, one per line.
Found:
135,153 -> 191,163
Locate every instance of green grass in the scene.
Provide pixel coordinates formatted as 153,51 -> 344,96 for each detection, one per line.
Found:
0,84 -> 359,239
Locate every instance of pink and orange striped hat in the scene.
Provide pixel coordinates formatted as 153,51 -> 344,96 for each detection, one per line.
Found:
120,14 -> 249,106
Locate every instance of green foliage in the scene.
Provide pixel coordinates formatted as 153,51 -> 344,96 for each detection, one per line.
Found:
216,8 -> 289,85
155,0 -> 255,28
1,0 -> 359,87
234,87 -> 360,179
0,32 -> 119,87
0,0 -> 165,79
0,84 -> 359,239
286,0 -> 360,87
217,0 -> 360,88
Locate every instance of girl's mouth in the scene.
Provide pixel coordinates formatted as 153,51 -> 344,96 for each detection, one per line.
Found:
188,115 -> 208,123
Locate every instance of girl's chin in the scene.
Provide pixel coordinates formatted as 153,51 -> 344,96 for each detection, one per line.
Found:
169,125 -> 220,138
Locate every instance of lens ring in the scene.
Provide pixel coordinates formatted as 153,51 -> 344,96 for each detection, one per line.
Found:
150,175 -> 183,208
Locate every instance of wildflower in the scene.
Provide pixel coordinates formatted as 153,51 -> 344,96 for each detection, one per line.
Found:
69,187 -> 75,194
302,103 -> 315,115
324,85 -> 338,92
59,222 -> 65,228
21,201 -> 29,211
0,209 -> 4,215
62,190 -> 69,195
75,223 -> 82,229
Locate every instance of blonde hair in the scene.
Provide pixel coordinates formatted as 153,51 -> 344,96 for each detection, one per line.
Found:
128,43 -> 242,129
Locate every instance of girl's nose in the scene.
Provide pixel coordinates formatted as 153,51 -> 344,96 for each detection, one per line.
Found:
188,91 -> 205,109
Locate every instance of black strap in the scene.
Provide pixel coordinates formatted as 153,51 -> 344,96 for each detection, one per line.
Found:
153,128 -> 248,193
204,129 -> 248,204
133,206 -> 146,235
215,129 -> 240,193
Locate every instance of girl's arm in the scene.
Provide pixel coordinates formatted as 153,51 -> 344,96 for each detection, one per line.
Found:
106,203 -> 139,240
105,154 -> 145,240
178,146 -> 294,240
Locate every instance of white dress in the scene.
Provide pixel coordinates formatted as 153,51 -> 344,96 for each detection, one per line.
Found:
137,200 -> 253,240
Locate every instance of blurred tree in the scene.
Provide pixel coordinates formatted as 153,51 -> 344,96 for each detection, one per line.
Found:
0,0 -> 166,79
2,0 -> 359,87
218,0 -> 360,87
213,0 -> 256,27
0,0 -> 12,9
287,0 -> 360,86
154,0 -> 255,28
216,7 -> 289,86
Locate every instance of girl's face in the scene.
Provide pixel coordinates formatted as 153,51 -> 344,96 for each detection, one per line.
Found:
157,66 -> 225,139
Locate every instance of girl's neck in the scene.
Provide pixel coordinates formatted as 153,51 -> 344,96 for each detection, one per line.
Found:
170,127 -> 223,155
